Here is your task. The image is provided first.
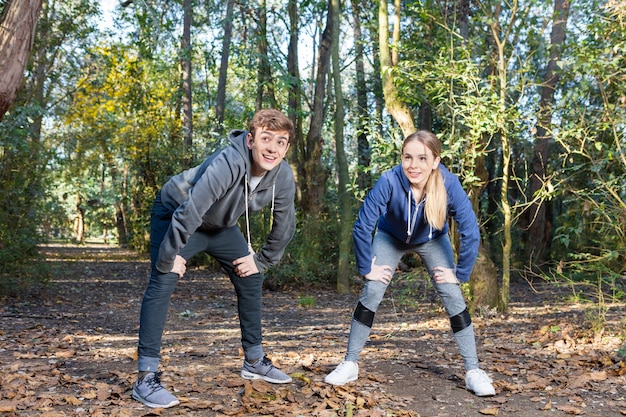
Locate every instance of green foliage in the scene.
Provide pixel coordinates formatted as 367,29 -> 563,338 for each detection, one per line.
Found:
298,295 -> 316,308
541,255 -> 623,332
549,0 -> 626,279
389,269 -> 433,310
0,108 -> 51,295
265,212 -> 339,289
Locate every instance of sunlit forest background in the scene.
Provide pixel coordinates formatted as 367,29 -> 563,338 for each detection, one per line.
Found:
0,0 -> 624,317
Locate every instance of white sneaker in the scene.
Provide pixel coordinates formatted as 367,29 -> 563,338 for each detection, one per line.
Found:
324,361 -> 359,386
465,368 -> 495,396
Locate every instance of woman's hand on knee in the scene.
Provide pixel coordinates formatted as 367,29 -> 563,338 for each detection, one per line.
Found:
364,257 -> 394,285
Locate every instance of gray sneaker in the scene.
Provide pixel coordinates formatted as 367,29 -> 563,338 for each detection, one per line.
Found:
132,372 -> 180,408
241,356 -> 292,384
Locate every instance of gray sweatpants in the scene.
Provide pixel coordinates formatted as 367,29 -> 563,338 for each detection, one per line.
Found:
345,229 -> 479,371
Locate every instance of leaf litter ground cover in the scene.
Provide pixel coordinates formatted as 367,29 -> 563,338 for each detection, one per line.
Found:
1,243 -> 625,416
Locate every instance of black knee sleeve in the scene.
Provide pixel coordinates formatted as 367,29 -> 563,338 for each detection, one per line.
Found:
449,308 -> 472,333
353,301 -> 375,328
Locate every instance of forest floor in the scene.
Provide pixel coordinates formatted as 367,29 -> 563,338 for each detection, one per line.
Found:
1,243 -> 626,417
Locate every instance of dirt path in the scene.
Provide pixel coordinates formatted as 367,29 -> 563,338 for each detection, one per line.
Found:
0,243 -> 625,416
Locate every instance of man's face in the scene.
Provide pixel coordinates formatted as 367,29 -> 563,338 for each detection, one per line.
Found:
247,128 -> 290,176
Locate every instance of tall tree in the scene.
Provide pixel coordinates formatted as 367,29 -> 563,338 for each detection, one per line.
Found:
379,0 -> 415,136
350,0 -> 371,190
181,0 -> 193,166
0,0 -> 43,121
301,6 -> 331,216
331,0 -> 351,293
215,0 -> 235,130
489,0 -> 517,312
525,0 -> 570,265
254,0 -> 277,110
286,0 -> 303,201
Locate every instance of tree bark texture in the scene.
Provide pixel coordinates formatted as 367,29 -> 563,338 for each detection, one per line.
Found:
0,0 -> 43,121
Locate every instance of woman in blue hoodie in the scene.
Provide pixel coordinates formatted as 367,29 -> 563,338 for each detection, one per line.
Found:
324,130 -> 495,396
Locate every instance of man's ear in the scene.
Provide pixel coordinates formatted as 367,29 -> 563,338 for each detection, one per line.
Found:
246,132 -> 253,149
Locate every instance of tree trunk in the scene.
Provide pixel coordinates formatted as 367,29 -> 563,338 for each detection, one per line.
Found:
115,164 -> 130,246
331,0 -> 352,294
74,194 -> 85,244
255,0 -> 277,110
469,244 -> 500,313
286,0 -> 303,204
350,0 -> 371,190
215,0 -> 235,131
301,6 -> 331,216
378,0 -> 415,136
525,0 -> 570,265
181,0 -> 193,166
370,14 -> 384,138
0,0 -> 43,121
490,3 -> 515,312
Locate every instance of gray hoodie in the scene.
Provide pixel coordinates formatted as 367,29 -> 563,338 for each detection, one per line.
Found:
155,130 -> 296,274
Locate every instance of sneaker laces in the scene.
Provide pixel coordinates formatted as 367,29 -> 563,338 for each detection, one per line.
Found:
142,372 -> 165,393
248,356 -> 277,376
260,356 -> 275,369
469,369 -> 492,383
334,361 -> 352,372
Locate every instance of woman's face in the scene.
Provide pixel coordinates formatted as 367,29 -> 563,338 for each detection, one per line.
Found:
401,139 -> 440,190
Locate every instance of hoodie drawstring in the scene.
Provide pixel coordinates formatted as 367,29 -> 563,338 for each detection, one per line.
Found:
270,183 -> 275,224
244,174 -> 253,254
407,190 -> 412,237
407,189 -> 431,243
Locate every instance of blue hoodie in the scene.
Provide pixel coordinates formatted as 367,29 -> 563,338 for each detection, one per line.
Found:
353,164 -> 480,282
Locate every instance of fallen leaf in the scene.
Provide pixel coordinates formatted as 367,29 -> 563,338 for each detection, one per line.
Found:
555,404 -> 585,415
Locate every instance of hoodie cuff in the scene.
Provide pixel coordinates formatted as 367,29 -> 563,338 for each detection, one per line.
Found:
253,254 -> 267,274
155,259 -> 173,274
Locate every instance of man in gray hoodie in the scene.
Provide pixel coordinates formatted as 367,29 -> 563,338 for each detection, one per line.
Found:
132,109 -> 296,408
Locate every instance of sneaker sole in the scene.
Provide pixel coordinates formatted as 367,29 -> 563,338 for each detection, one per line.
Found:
240,370 -> 292,384
466,385 -> 496,397
132,388 -> 180,408
324,375 -> 358,386
470,389 -> 496,397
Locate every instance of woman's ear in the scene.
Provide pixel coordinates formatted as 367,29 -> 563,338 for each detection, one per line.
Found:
432,156 -> 441,170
